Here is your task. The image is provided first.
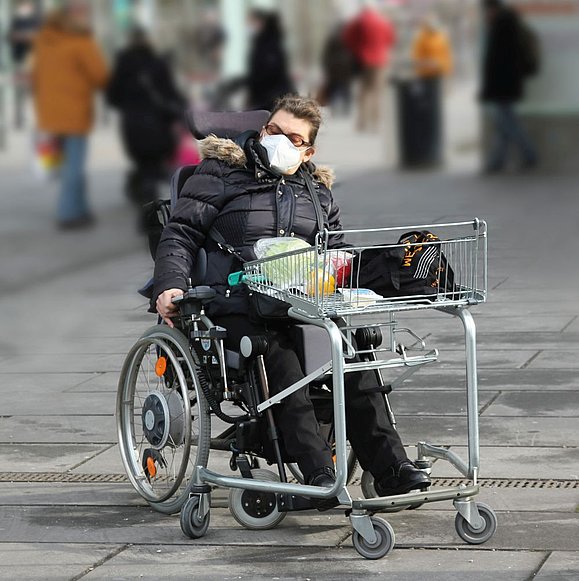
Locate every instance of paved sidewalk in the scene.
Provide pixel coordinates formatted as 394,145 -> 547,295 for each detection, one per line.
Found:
0,87 -> 578,578
0,157 -> 578,579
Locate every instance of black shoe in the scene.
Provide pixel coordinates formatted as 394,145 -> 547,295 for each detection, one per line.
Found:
375,460 -> 431,497
306,466 -> 339,511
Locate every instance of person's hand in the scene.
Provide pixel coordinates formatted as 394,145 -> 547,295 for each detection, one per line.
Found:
156,288 -> 184,328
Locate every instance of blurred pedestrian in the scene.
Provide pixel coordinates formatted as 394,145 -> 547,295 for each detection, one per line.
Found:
410,14 -> 453,165
106,28 -> 186,215
8,0 -> 41,129
320,24 -> 356,116
343,2 -> 396,132
481,0 -> 539,173
412,15 -> 453,81
194,8 -> 226,73
31,0 -> 108,230
246,9 -> 295,111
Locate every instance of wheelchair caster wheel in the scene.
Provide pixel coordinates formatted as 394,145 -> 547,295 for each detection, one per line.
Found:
455,502 -> 497,545
180,495 -> 210,539
360,471 -> 409,512
229,469 -> 286,530
352,516 -> 395,560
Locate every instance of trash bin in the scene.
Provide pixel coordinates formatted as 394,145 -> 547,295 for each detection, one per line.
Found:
395,77 -> 443,168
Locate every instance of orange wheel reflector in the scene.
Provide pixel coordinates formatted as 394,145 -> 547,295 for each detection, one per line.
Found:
155,356 -> 167,377
147,456 -> 157,478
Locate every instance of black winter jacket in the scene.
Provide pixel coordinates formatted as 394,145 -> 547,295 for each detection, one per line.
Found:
106,45 -> 185,163
481,8 -> 526,103
153,135 -> 344,318
247,24 -> 295,110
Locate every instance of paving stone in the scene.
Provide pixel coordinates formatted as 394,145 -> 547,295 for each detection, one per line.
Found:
0,416 -> 115,444
394,417 -> 579,447
439,486 -> 579,514
0,483 -> 144,507
429,446 -> 579,480
0,353 -> 125,373
483,392 -> 579,417
404,368 -> 579,391
0,443 -> 113,472
80,544 -> 546,581
387,390 -> 498,416
562,317 -> 579,334
528,350 -> 579,369
0,372 -> 99,392
535,551 -> 579,580
26,337 -> 135,355
64,372 -> 119,393
0,506 -> 350,547
384,510 -> 579,552
428,331 -> 579,351
0,390 -> 115,415
401,312 -> 573,334
68,444 -> 128,475
0,543 -> 120,581
434,349 -> 540,369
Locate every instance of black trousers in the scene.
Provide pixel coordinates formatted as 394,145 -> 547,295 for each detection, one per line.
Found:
217,315 -> 408,481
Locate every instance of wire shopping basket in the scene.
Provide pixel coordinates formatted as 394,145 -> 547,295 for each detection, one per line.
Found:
240,219 -> 487,318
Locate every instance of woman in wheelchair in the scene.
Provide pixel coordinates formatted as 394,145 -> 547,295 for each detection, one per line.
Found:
153,95 -> 430,504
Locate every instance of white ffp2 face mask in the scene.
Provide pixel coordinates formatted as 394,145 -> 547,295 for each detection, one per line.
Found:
260,134 -> 303,174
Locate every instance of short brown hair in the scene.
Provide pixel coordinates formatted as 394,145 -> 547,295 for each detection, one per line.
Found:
268,95 -> 322,145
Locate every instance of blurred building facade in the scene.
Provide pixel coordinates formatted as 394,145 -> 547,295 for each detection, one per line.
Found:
507,0 -> 579,172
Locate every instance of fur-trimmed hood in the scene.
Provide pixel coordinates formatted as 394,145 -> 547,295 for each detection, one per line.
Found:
199,134 -> 335,189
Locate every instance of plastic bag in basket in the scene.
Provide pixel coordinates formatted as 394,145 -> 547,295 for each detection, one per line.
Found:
325,250 -> 354,287
254,237 -> 315,290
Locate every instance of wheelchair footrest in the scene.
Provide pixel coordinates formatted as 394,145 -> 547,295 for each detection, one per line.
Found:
277,493 -> 315,513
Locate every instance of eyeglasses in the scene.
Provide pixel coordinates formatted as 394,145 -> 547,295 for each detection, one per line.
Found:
263,123 -> 312,148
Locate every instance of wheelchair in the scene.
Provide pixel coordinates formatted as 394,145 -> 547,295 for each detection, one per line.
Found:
117,110 -> 362,515
117,110 -> 497,560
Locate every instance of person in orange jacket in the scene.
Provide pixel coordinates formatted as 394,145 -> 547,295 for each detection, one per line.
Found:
412,15 -> 453,80
409,15 -> 453,166
31,0 -> 108,230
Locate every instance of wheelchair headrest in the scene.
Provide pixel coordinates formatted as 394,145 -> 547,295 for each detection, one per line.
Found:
186,109 -> 270,140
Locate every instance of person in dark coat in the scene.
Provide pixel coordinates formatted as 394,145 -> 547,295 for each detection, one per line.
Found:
153,95 -> 430,504
481,0 -> 538,172
320,24 -> 356,115
246,10 -> 295,111
106,28 -> 186,207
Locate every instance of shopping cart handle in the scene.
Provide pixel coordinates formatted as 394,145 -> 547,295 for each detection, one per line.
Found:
228,271 -> 245,286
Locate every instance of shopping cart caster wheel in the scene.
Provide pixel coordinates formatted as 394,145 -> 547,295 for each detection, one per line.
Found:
180,495 -> 210,539
455,502 -> 497,545
352,516 -> 395,560
360,471 -> 408,512
229,469 -> 286,530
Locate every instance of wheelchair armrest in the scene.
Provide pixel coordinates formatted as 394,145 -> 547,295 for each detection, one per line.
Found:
172,286 -> 216,316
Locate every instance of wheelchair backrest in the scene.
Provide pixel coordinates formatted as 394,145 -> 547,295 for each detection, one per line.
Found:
160,109 -> 271,287
170,109 -> 270,208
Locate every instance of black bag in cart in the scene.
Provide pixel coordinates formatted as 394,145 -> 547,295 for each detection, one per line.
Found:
352,230 -> 456,299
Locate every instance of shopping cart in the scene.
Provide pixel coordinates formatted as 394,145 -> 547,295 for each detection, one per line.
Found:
225,218 -> 496,557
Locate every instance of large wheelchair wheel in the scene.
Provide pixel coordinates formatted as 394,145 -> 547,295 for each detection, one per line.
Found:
117,325 -> 211,514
